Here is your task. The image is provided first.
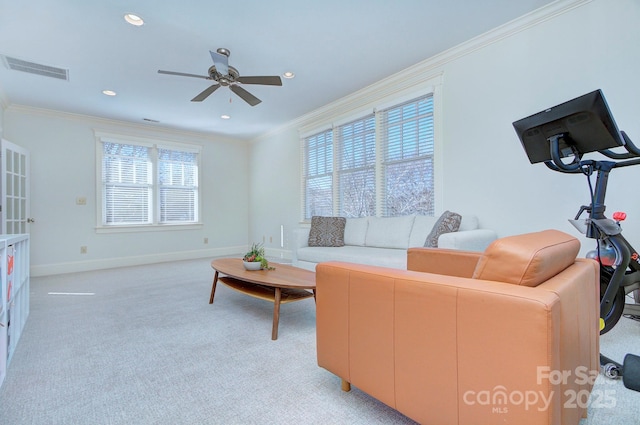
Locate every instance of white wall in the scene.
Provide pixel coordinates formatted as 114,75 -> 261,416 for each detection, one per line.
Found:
249,0 -> 640,256
248,125 -> 302,257
0,104 -> 4,138
3,0 -> 639,274
4,107 -> 250,275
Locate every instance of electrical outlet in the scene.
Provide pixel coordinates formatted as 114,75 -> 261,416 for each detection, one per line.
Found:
80,246 -> 87,254
204,237 -> 208,244
76,197 -> 87,205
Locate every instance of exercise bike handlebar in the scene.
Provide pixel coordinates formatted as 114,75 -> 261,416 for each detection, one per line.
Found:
544,131 -> 640,173
600,131 -> 640,159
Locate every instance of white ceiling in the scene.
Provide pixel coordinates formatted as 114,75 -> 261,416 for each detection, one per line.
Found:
0,0 -> 557,140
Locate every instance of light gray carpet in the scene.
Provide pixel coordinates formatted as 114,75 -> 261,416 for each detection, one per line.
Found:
578,311 -> 640,424
0,258 -> 639,424
0,258 -> 417,424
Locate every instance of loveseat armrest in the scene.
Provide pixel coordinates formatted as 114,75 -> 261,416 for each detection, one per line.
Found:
291,226 -> 311,263
407,247 -> 481,278
437,228 -> 497,252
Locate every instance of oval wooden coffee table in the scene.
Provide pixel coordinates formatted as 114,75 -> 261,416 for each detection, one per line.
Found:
209,258 -> 316,340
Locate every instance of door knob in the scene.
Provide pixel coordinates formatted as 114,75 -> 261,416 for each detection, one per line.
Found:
27,218 -> 35,223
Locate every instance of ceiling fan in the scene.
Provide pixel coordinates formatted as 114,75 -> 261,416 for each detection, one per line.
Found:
157,48 -> 282,106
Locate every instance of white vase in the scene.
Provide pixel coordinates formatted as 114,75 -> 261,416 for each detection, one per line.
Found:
243,261 -> 262,271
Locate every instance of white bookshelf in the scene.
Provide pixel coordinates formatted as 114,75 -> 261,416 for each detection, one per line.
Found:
0,234 -> 29,389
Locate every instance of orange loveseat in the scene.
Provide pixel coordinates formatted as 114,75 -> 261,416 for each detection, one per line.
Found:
316,229 -> 600,425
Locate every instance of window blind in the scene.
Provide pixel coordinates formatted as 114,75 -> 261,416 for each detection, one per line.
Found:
303,129 -> 333,219
335,114 -> 376,217
102,142 -> 152,224
158,148 -> 198,223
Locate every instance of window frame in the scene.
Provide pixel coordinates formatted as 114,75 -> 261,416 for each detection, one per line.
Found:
300,87 -> 442,221
95,132 -> 202,233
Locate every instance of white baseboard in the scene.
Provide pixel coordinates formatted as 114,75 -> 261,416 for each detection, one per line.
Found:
30,246 -> 247,277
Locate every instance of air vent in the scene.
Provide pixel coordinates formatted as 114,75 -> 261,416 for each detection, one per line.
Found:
1,55 -> 68,80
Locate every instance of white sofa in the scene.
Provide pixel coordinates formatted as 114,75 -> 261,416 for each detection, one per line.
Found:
291,214 -> 497,271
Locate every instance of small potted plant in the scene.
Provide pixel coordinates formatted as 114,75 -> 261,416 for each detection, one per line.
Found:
242,243 -> 275,270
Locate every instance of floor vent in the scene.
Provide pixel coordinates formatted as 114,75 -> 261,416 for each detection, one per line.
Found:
1,55 -> 69,80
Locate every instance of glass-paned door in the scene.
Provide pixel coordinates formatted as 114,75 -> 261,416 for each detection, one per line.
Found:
1,140 -> 30,234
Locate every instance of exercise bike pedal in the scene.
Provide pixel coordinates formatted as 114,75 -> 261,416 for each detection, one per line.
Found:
623,353 -> 640,391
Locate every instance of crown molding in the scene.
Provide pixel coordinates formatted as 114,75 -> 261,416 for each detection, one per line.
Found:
5,103 -> 247,144
253,0 -> 592,142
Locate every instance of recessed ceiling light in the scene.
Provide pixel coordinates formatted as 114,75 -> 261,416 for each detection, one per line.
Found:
221,114 -> 231,120
124,14 -> 144,26
283,71 -> 295,79
102,90 -> 117,96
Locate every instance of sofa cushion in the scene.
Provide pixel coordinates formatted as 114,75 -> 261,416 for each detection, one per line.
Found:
344,217 -> 369,246
408,215 -> 437,247
308,216 -> 347,247
424,211 -> 462,248
472,229 -> 580,287
298,245 -> 407,269
365,215 -> 416,249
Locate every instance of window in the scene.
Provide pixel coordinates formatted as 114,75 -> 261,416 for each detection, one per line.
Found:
97,134 -> 200,229
102,142 -> 152,224
158,148 -> 198,223
302,129 -> 333,217
336,115 -> 376,217
380,96 -> 434,216
302,93 -> 434,219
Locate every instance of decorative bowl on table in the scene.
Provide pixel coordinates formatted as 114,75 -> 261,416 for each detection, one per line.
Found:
242,242 -> 275,271
243,260 -> 263,271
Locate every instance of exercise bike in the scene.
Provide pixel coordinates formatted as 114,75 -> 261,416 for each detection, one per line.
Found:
513,89 -> 640,391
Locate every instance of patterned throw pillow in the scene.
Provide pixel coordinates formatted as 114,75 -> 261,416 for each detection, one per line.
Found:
424,211 -> 462,248
308,216 -> 347,247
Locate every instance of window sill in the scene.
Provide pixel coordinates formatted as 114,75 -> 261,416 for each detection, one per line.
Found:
95,223 -> 203,234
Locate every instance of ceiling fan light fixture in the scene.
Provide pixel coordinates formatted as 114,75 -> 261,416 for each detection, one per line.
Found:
283,71 -> 295,79
158,48 -> 282,106
216,48 -> 231,57
124,13 -> 144,26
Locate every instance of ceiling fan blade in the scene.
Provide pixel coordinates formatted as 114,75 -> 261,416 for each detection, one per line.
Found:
209,50 -> 229,76
230,85 -> 261,106
191,84 -> 221,102
236,76 -> 283,86
158,70 -> 210,80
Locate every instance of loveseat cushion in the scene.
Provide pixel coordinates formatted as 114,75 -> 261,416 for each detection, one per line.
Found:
308,216 -> 347,247
365,215 -> 415,249
408,215 -> 437,247
344,217 -> 369,246
472,229 -> 580,287
298,245 -> 407,269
